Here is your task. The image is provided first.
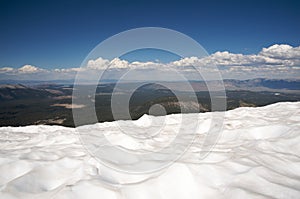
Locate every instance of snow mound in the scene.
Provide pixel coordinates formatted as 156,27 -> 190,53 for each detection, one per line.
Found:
0,102 -> 299,199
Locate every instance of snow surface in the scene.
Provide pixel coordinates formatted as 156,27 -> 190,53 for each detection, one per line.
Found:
0,102 -> 299,199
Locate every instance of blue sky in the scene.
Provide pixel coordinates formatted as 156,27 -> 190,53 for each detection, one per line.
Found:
0,0 -> 299,69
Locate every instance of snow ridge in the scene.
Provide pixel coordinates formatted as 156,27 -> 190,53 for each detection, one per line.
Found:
0,102 -> 299,199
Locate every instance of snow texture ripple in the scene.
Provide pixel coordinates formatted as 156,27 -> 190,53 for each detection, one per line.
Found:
0,102 -> 299,198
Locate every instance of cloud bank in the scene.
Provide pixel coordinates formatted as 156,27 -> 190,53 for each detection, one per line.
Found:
1,44 -> 299,81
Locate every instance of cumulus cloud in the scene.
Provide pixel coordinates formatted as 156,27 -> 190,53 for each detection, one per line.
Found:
109,58 -> 129,69
18,65 -> 44,73
169,44 -> 300,79
174,44 -> 300,68
259,44 -> 300,60
0,67 -> 14,73
85,57 -> 162,70
54,67 -> 84,73
86,57 -> 110,70
0,44 -> 299,80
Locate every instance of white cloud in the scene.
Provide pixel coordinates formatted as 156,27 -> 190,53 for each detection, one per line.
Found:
0,44 -> 299,80
168,44 -> 300,79
86,57 -> 110,70
173,44 -> 300,69
54,67 -> 83,73
109,58 -> 129,69
0,67 -> 14,73
259,44 -> 300,60
18,65 -> 44,73
85,57 -> 163,70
